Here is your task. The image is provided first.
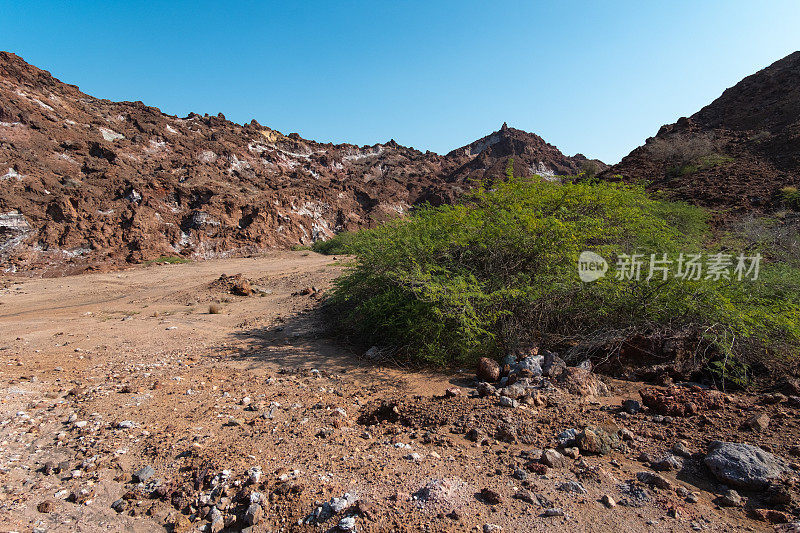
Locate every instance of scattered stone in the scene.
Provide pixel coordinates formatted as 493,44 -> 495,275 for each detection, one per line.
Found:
563,447 -> 580,459
133,465 -> 155,483
704,441 -> 790,490
718,489 -> 742,507
330,493 -> 358,513
476,382 -> 497,397
499,396 -> 518,408
501,384 -> 525,399
622,399 -> 641,414
514,489 -> 535,504
480,488 -> 502,505
248,466 -> 262,484
672,440 -> 692,458
636,471 -> 672,490
209,507 -> 224,533
544,508 -> 565,517
483,524 -> 502,533
525,462 -> 548,475
466,428 -> 487,443
512,468 -> 527,480
600,494 -> 616,508
542,351 -> 566,377
337,516 -> 356,531
744,413 -> 770,432
477,357 -> 501,382
640,386 -> 723,417
556,428 -> 579,447
576,425 -> 619,455
37,500 -> 55,513
766,483 -> 793,506
556,366 -> 608,397
245,503 -> 262,525
541,448 -> 568,468
651,455 -> 680,472
495,423 -> 517,443
557,481 -> 587,494
750,508 -> 792,524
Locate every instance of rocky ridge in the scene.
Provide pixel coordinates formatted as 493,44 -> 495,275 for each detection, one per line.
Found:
603,51 -> 800,210
0,52 -> 602,274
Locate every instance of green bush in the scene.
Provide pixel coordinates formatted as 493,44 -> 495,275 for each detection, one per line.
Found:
782,186 -> 800,210
145,255 -> 191,265
311,231 -> 359,255
323,178 -> 800,368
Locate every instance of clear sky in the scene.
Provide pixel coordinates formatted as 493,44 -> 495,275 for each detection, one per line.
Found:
3,1 -> 799,163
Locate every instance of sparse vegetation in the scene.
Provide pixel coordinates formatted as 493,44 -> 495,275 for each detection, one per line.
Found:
322,178 -> 800,377
146,255 -> 191,265
644,132 -> 734,178
781,186 -> 800,210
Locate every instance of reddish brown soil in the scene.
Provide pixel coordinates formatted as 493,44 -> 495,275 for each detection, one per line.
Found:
0,253 -> 798,532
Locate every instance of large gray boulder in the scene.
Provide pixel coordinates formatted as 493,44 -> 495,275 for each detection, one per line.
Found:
704,441 -> 789,490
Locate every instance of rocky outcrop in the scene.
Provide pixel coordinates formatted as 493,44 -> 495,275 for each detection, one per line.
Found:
603,51 -> 800,210
0,52 -> 602,273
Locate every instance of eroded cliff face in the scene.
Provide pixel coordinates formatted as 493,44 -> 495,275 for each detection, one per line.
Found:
0,52 -> 601,273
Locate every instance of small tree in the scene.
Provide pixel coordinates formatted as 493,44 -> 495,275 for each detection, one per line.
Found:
505,157 -> 515,180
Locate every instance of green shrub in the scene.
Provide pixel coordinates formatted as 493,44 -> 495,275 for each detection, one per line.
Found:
323,178 -> 800,368
311,231 -> 359,255
146,255 -> 191,265
782,186 -> 800,210
667,153 -> 734,178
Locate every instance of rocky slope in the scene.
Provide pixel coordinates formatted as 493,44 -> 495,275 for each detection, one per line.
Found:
0,52 -> 602,274
603,51 -> 800,210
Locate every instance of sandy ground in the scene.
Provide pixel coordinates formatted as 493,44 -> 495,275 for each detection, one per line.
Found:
0,252 -> 795,532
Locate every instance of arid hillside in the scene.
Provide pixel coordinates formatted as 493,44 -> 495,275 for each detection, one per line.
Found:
0,52 -> 602,274
604,51 -> 800,210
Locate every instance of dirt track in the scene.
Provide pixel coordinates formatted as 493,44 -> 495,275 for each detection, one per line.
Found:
0,252 -> 793,532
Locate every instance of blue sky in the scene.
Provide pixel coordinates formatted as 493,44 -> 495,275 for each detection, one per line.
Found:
3,1 -> 799,163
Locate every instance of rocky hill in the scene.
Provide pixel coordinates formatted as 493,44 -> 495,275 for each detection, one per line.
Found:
0,52 -> 601,273
603,51 -> 800,210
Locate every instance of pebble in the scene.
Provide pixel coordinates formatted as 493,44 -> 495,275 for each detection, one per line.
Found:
601,494 -> 616,508
557,481 -> 587,494
544,508 -> 565,517
672,440 -> 692,458
499,396 -> 518,408
622,399 -> 641,414
338,517 -> 356,531
718,489 -> 742,507
483,525 -> 502,533
245,502 -> 263,525
133,465 -> 155,483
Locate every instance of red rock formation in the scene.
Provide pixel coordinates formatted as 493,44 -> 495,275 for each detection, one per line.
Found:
0,52 -> 602,273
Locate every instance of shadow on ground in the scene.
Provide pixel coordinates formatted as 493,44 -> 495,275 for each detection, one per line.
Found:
222,307 -> 466,394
